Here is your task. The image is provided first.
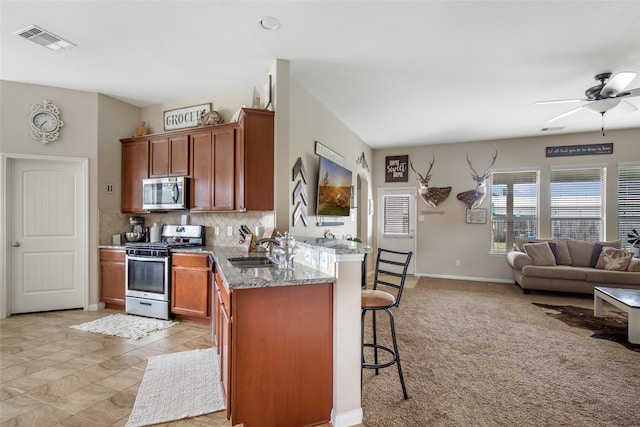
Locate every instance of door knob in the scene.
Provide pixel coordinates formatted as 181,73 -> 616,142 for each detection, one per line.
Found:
11,242 -> 20,247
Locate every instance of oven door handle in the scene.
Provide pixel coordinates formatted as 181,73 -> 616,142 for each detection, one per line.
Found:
127,255 -> 168,262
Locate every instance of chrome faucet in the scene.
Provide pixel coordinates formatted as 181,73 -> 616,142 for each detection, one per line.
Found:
255,238 -> 281,246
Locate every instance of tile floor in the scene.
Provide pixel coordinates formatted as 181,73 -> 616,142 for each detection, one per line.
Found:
0,309 -> 346,427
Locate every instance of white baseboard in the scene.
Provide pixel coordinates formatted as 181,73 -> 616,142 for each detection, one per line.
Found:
331,407 -> 363,427
86,302 -> 106,311
414,272 -> 513,284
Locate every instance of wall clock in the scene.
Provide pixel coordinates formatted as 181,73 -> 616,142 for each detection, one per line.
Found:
29,100 -> 63,144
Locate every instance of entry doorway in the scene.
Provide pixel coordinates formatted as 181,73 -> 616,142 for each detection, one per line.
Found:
377,187 -> 416,274
1,154 -> 88,317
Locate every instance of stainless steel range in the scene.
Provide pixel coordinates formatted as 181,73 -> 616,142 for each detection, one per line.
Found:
125,224 -> 205,319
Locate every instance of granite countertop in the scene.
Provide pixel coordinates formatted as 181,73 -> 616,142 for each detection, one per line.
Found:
293,236 -> 372,254
98,244 -> 126,250
175,245 -> 336,290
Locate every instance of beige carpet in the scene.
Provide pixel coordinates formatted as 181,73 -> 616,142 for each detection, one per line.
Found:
126,348 -> 224,427
361,277 -> 640,427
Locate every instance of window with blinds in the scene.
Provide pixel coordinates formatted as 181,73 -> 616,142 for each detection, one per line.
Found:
383,194 -> 410,235
550,167 -> 605,241
490,170 -> 538,253
618,163 -> 640,250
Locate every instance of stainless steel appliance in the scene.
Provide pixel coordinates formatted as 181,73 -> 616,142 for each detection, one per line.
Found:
125,216 -> 146,242
142,177 -> 189,211
125,224 -> 205,319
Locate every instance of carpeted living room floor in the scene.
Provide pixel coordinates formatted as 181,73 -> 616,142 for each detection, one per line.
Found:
361,277 -> 640,427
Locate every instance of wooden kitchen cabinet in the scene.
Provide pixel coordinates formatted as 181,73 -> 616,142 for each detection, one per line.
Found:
190,126 -> 240,211
237,108 -> 274,211
120,108 -> 273,213
121,139 -> 149,213
190,108 -> 273,212
213,265 -> 333,427
171,253 -> 211,324
213,267 -> 231,415
149,135 -> 190,177
99,248 -> 126,310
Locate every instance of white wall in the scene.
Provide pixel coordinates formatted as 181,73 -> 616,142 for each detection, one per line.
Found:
0,81 -> 137,307
373,128 -> 640,282
286,77 -> 374,242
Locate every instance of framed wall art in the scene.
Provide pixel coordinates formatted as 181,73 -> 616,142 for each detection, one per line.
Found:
466,208 -> 487,224
385,155 -> 409,182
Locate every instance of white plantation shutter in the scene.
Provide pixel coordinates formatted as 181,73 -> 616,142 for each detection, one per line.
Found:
490,170 -> 539,253
618,163 -> 640,250
383,194 -> 410,235
550,167 -> 605,240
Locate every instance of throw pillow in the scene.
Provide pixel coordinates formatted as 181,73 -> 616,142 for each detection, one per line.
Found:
595,247 -> 634,271
523,242 -> 557,266
590,242 -> 604,268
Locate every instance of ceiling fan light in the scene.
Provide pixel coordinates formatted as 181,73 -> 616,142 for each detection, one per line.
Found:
585,98 -> 620,114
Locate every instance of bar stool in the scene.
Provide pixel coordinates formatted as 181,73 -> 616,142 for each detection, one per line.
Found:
361,248 -> 412,400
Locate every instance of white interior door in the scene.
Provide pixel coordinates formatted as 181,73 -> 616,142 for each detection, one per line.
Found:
377,187 -> 416,274
8,156 -> 87,314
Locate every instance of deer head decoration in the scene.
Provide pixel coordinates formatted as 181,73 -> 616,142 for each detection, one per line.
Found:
410,156 -> 452,208
456,149 -> 498,209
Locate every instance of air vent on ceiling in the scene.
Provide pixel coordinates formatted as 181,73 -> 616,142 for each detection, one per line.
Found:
541,126 -> 565,132
13,25 -> 75,51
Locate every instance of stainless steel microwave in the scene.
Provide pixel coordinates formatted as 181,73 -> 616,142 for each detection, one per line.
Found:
142,177 -> 189,210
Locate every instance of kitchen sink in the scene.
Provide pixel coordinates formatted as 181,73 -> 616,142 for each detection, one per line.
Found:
227,256 -> 279,268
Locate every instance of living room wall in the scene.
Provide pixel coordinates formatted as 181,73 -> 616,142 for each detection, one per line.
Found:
373,128 -> 640,283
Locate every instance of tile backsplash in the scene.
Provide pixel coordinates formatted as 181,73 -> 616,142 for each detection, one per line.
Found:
99,208 -> 275,247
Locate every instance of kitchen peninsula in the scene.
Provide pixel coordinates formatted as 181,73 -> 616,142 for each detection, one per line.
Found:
191,238 -> 370,427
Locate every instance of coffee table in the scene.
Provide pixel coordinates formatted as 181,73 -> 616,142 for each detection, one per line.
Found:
594,286 -> 640,344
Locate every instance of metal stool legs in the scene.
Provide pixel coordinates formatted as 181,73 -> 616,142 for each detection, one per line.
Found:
361,306 -> 409,400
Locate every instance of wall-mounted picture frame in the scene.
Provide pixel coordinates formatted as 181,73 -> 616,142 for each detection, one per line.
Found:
385,155 -> 409,182
466,208 -> 487,224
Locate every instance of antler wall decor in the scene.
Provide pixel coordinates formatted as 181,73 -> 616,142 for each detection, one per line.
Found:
456,149 -> 498,210
409,155 -> 452,208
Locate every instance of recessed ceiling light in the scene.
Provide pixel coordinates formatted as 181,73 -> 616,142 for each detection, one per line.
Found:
13,25 -> 76,51
258,16 -> 280,31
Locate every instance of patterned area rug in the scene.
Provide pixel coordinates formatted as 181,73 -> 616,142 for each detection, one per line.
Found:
69,313 -> 176,340
126,348 -> 225,427
533,303 -> 640,352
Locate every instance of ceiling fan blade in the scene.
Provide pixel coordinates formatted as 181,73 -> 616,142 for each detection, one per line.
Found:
547,105 -> 585,122
534,99 -> 584,105
615,87 -> 640,98
600,71 -> 637,97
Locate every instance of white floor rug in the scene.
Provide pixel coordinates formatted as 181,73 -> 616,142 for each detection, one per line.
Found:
69,314 -> 176,340
126,348 -> 225,427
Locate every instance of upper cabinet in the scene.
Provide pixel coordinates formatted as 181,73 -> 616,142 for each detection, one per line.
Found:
121,139 -> 149,213
120,108 -> 274,214
237,108 -> 274,211
150,135 -> 190,177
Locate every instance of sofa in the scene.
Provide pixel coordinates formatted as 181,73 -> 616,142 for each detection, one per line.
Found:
506,237 -> 640,294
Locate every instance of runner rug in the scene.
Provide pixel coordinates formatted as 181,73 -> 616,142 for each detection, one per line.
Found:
126,348 -> 225,427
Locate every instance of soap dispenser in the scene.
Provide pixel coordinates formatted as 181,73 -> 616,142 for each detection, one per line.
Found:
150,222 -> 161,242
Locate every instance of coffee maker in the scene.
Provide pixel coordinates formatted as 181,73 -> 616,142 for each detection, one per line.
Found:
125,216 -> 146,242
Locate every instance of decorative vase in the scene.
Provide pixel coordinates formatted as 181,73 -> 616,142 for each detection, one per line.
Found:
633,246 -> 640,259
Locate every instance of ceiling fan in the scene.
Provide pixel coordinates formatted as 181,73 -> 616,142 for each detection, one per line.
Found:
535,71 -> 640,134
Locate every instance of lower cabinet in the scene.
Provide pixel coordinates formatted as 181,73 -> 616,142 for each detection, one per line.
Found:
171,253 -> 212,324
99,248 -> 125,310
214,265 -> 333,427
